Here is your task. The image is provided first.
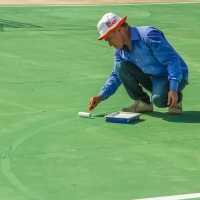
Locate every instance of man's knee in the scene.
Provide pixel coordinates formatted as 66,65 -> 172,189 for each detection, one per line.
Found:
152,94 -> 167,108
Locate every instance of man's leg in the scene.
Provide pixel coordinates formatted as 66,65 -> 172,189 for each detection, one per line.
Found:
150,76 -> 187,108
116,60 -> 153,113
116,60 -> 152,104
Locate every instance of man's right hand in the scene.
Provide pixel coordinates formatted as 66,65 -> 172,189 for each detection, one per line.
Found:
88,95 -> 103,111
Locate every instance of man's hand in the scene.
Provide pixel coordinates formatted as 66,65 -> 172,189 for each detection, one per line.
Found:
167,90 -> 178,108
88,95 -> 103,111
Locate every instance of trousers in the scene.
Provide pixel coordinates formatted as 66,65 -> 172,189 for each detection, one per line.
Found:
116,60 -> 187,108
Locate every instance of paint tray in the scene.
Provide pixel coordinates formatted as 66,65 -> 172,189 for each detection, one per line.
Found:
104,111 -> 141,124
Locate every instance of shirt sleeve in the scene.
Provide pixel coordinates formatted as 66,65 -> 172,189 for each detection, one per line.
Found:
98,49 -> 122,100
144,29 -> 182,91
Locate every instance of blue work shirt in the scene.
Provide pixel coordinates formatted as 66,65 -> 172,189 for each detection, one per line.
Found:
99,26 -> 189,100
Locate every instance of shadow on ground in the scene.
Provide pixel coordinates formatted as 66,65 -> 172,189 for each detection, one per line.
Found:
0,19 -> 42,31
144,111 -> 200,123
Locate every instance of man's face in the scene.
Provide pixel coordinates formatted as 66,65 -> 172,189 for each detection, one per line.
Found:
105,28 -> 124,50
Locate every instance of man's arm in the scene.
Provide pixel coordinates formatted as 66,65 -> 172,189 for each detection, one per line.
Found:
144,29 -> 182,107
88,50 -> 122,110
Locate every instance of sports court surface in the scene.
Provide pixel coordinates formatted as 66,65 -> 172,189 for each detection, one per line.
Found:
1,1 -> 200,200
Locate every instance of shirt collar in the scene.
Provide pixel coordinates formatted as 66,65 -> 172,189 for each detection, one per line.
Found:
121,26 -> 140,52
130,26 -> 140,41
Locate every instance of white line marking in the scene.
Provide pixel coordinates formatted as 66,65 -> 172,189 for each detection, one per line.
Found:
136,193 -> 200,200
0,2 -> 200,7
0,99 -> 37,110
0,108 -> 86,116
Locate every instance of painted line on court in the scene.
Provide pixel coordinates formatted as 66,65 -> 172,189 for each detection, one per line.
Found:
0,99 -> 37,110
0,2 -> 200,7
136,193 -> 200,200
0,108 -> 88,116
1,118 -> 77,200
0,107 -> 119,116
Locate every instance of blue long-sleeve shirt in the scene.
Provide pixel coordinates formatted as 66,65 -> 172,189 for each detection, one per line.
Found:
98,26 -> 189,100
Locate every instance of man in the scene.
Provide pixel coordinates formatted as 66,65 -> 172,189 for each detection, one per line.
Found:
88,13 -> 189,115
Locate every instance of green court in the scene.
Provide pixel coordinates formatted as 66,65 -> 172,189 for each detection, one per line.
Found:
1,2 -> 200,200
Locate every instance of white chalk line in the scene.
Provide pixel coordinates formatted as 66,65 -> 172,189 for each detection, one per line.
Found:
0,107 -> 120,116
0,109 -> 84,116
0,2 -> 200,7
0,99 -> 89,116
136,193 -> 200,200
0,99 -> 37,111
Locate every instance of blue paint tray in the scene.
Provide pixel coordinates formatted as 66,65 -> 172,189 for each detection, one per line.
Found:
104,112 -> 141,124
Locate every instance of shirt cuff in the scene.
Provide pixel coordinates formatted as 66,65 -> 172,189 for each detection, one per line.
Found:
98,91 -> 107,100
169,80 -> 179,91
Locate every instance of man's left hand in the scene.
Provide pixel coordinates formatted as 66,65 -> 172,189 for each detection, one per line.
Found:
167,90 -> 178,108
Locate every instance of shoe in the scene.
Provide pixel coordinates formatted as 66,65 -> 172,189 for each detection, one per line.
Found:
168,101 -> 182,115
122,100 -> 153,113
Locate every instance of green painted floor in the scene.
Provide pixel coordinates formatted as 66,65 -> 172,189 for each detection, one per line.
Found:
0,3 -> 200,200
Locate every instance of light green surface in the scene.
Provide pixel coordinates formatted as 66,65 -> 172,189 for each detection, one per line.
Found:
0,3 -> 200,200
